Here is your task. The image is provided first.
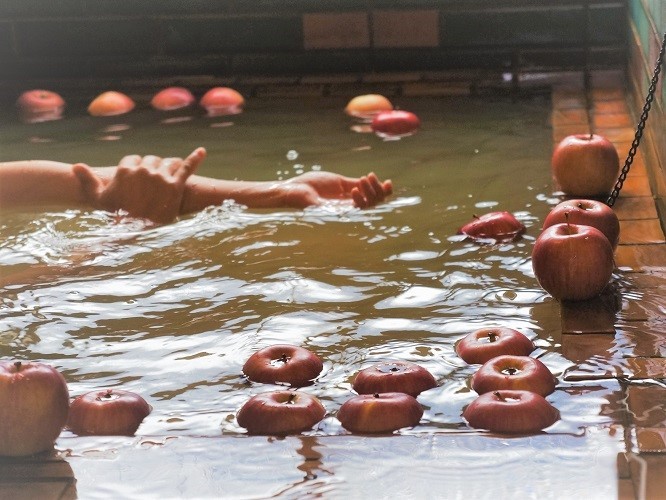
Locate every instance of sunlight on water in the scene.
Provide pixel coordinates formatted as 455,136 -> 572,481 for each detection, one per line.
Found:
0,96 -> 632,497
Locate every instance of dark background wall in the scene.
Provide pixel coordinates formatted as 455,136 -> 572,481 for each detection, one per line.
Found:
0,0 -> 626,89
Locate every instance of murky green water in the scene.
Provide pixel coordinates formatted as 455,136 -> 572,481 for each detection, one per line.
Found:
0,95 -> 627,498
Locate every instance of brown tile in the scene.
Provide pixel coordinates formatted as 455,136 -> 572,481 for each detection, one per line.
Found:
613,196 -> 659,220
618,478 -> 635,500
594,100 -> 630,115
624,357 -> 666,379
0,482 -> 72,500
619,219 -> 666,244
564,357 -> 666,381
553,124 -> 591,143
561,333 -> 616,363
561,293 -> 619,334
643,455 -> 666,499
592,88 -> 628,101
618,175 -> 655,197
552,89 -> 587,109
616,324 -> 665,357
615,244 -> 666,270
637,428 -> 666,452
551,107 -> 589,127
601,127 -> 639,143
0,459 -> 74,481
372,10 -> 439,48
594,113 -> 634,129
627,385 -> 666,427
303,12 -> 370,49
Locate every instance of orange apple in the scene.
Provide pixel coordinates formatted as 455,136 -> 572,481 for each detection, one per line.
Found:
16,89 -> 66,123
88,91 -> 135,117
199,87 -> 244,116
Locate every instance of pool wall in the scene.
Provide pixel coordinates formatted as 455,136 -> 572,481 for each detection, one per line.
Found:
627,0 -> 666,231
0,1 -> 625,88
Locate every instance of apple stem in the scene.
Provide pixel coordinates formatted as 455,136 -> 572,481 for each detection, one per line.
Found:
472,214 -> 479,220
287,393 -> 297,404
589,132 -> 594,141
488,332 -> 497,343
104,389 -> 113,399
506,367 -> 517,376
373,393 -> 380,399
279,354 -> 288,364
13,361 -> 22,371
493,391 -> 506,402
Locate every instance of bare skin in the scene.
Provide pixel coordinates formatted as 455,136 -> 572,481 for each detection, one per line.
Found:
1,147 -> 393,224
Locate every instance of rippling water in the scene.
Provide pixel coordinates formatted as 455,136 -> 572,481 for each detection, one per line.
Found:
0,95 -> 629,497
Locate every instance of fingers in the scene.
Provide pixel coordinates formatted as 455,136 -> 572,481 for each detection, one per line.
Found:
175,147 -> 206,183
352,172 -> 393,208
119,155 -> 141,168
72,163 -> 103,203
140,155 -> 161,170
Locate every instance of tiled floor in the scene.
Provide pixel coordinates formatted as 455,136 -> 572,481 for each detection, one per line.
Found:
552,84 -> 666,500
1,71 -> 664,499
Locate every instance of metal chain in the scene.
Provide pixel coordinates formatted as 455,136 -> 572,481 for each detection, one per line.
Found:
607,31 -> 666,207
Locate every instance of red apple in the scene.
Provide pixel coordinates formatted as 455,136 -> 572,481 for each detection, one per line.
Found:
337,392 -> 423,433
371,110 -> 420,138
236,390 -> 325,435
242,345 -> 323,387
463,389 -> 559,434
0,361 -> 69,456
458,211 -> 526,242
150,87 -> 195,111
16,89 -> 66,123
344,94 -> 393,121
352,361 -> 437,397
552,134 -> 620,198
88,91 -> 135,117
67,389 -> 151,436
200,87 -> 244,116
542,199 -> 620,249
456,327 -> 535,365
471,355 -> 556,397
532,222 -> 614,301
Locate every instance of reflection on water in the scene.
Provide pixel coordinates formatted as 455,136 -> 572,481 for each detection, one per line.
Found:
0,96 -> 630,496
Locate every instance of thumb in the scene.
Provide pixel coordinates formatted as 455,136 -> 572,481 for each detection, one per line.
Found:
72,163 -> 103,204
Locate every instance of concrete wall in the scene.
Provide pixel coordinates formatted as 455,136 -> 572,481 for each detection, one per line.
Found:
0,0 -> 625,89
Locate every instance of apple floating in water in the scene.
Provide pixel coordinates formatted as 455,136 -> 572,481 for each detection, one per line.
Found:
0,361 -> 69,457
471,355 -> 556,397
150,86 -> 195,111
88,91 -> 136,117
458,211 -> 526,242
455,327 -> 535,365
199,87 -> 245,116
344,94 -> 393,121
67,389 -> 151,436
371,110 -> 420,138
552,133 -> 620,198
242,344 -> 323,388
532,221 -> 614,301
337,392 -> 423,434
236,390 -> 326,435
463,389 -> 559,434
352,361 -> 437,398
542,199 -> 620,249
16,89 -> 66,123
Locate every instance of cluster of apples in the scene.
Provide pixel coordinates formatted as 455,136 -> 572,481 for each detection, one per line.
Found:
237,344 -> 437,435
344,94 -> 421,139
15,86 -> 246,123
0,360 -> 151,457
455,328 -> 560,434
532,133 -> 621,301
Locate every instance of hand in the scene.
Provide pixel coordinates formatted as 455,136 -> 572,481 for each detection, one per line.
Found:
281,171 -> 393,209
73,148 -> 206,224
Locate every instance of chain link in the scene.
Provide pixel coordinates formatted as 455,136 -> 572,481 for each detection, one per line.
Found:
606,32 -> 666,206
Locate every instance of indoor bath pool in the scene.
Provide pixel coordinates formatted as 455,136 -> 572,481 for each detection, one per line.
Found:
0,94 -> 628,498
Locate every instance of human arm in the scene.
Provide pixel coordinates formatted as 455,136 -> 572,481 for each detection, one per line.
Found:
179,171 -> 393,213
72,148 -> 205,224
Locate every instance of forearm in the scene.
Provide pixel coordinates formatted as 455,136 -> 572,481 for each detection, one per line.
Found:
180,175 -> 292,212
0,161 -> 87,208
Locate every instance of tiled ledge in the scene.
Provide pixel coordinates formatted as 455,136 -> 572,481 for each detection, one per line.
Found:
552,76 -> 666,498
